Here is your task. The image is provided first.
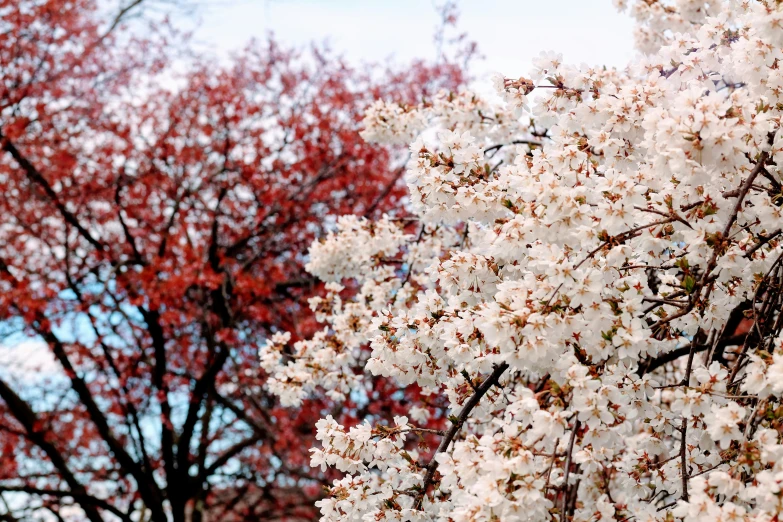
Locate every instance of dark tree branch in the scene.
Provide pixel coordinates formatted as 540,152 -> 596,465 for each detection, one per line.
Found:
0,487 -> 132,522
40,330 -> 167,520
0,377 -> 105,522
413,363 -> 508,510
0,130 -> 105,252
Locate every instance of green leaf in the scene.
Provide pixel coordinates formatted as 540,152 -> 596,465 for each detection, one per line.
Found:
682,275 -> 696,294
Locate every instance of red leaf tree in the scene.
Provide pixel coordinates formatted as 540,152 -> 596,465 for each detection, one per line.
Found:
0,1 -> 469,520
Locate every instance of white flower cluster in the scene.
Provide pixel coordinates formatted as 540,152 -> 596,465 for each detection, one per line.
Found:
305,215 -> 413,283
361,100 -> 429,145
262,2 -> 783,522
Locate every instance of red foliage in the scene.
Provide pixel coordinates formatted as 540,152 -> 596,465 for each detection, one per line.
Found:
0,1 -> 468,520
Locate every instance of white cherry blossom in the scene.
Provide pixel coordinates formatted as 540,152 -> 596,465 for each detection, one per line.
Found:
261,3 -> 783,522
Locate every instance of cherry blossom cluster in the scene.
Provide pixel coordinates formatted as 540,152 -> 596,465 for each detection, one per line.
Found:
260,2 -> 783,522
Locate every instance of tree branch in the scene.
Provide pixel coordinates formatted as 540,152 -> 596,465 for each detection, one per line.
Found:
0,130 -> 105,252
413,363 -> 508,510
0,487 -> 132,522
0,377 -> 104,522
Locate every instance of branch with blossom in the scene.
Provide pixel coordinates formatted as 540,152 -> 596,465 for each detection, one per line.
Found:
260,2 -> 783,522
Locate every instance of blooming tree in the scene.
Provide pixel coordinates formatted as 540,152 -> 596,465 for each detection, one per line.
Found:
0,1 -> 468,520
260,2 -> 783,522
